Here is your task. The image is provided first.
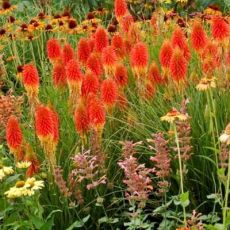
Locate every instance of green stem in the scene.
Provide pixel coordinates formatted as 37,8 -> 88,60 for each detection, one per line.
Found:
223,149 -> 230,228
174,124 -> 186,226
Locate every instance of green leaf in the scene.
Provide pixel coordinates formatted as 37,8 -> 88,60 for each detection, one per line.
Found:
40,216 -> 54,230
66,215 -> 90,230
98,217 -> 119,224
30,215 -> 44,229
180,192 -> 190,208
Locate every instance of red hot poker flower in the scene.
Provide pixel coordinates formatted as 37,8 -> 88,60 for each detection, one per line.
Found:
6,115 -> 23,151
86,53 -> 103,78
62,43 -> 74,65
77,38 -> 92,65
52,62 -> 67,88
211,16 -> 229,42
114,0 -> 128,21
94,27 -> 109,53
81,72 -> 100,97
47,38 -> 62,63
159,40 -> 173,69
169,48 -> 188,82
114,64 -> 128,88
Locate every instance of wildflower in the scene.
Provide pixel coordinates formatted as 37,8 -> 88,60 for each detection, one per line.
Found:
148,61 -> 163,85
161,108 -> 188,123
87,97 -> 106,131
74,102 -> 90,138
118,141 -> 153,205
121,14 -> 134,33
52,62 -> 67,88
169,48 -> 188,82
114,64 -> 128,88
219,123 -> 230,146
54,166 -> 71,197
114,0 -> 128,21
171,26 -> 191,61
77,38 -> 92,65
94,27 -> 109,53
190,20 -> 207,51
211,16 -> 229,42
47,38 -> 61,63
35,105 -> 59,165
111,34 -> 126,58
81,72 -> 99,97
6,115 -> 23,159
16,161 -> 31,169
22,64 -> 40,103
0,166 -> 14,180
149,133 -> 171,195
101,79 -> 118,108
62,43 -> 74,65
196,77 -> 216,91
5,177 -> 44,199
130,42 -> 149,78
101,46 -> 117,76
86,53 -> 103,77
159,40 -> 173,69
0,0 -> 16,15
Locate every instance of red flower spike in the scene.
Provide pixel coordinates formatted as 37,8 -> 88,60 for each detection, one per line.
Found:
169,48 -> 188,82
114,64 -> 128,87
111,34 -> 126,58
52,62 -> 67,87
114,0 -> 128,21
62,43 -> 74,65
35,105 -> 54,139
86,53 -> 103,77
191,20 -> 207,51
74,103 -> 90,136
49,107 -> 59,144
81,72 -> 100,97
77,38 -> 92,65
121,14 -> 134,33
102,46 -> 117,67
6,115 -> 23,150
148,61 -> 162,85
212,16 -> 229,41
159,40 -> 173,69
66,59 -> 83,84
22,64 -> 39,90
94,27 -> 109,53
143,81 -> 155,100
101,78 -> 118,107
87,98 -> 106,130
130,42 -> 149,76
171,26 -> 191,61
47,38 -> 61,62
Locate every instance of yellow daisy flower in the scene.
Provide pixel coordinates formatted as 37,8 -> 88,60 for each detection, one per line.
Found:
16,161 -> 31,169
161,108 -> 188,123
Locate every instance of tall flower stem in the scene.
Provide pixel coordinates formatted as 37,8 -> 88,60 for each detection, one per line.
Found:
223,149 -> 230,228
173,124 -> 186,226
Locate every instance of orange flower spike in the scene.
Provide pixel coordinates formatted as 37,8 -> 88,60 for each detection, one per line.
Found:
62,43 -> 74,65
35,105 -> 54,140
159,40 -> 173,69
94,27 -> 109,53
87,52 -> 103,78
114,63 -> 128,88
101,78 -> 118,108
52,62 -> 67,88
191,20 -> 207,52
130,42 -> 149,78
111,34 -> 126,58
114,0 -> 128,21
6,115 -> 23,153
49,107 -> 59,145
171,26 -> 191,61
148,61 -> 163,85
169,48 -> 188,82
101,46 -> 118,76
77,37 -> 92,65
74,102 -> 90,138
81,71 -> 100,97
47,38 -> 62,63
212,16 -> 229,42
66,59 -> 83,85
22,64 -> 40,101
87,97 -> 106,131
121,14 -> 134,34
